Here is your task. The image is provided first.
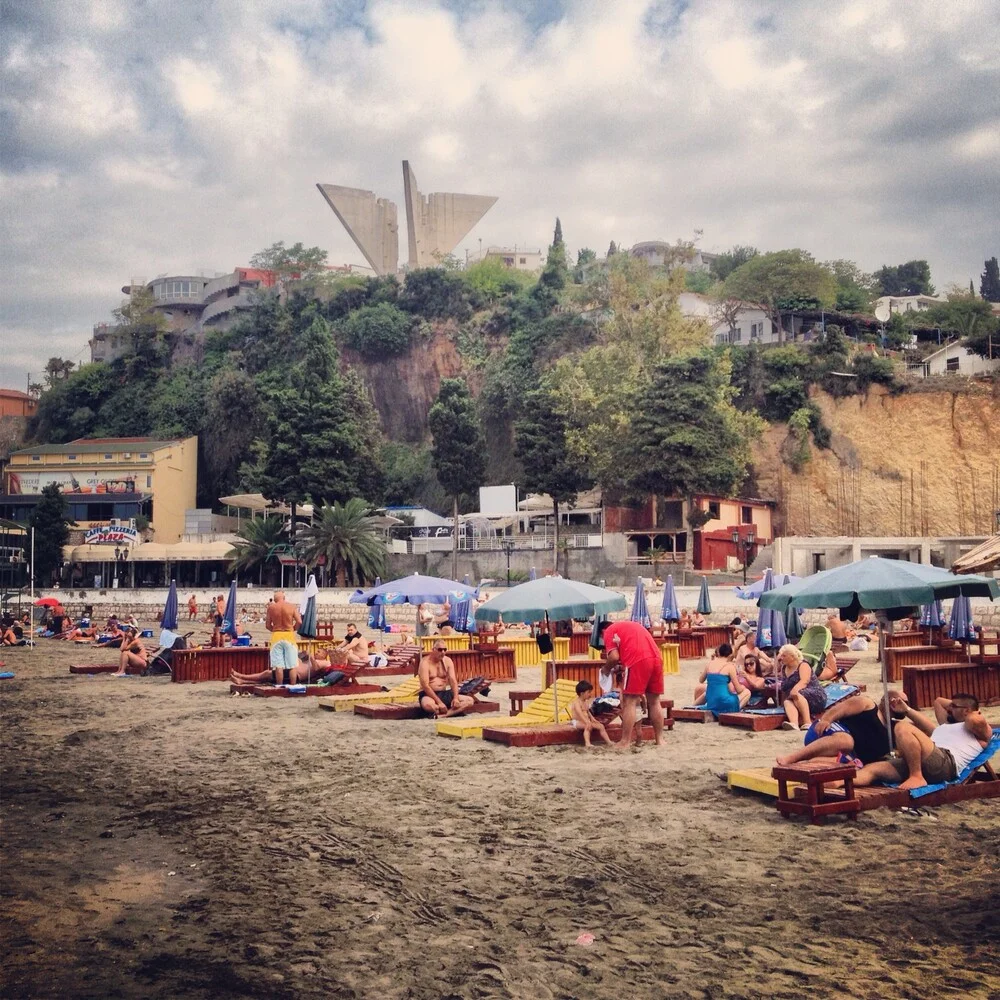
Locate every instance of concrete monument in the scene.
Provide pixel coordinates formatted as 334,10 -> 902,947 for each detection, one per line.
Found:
317,162 -> 497,274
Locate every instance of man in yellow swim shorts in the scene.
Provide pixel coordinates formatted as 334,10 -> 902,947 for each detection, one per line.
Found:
266,590 -> 302,682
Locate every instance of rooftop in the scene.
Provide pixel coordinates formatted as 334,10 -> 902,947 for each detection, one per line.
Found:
12,437 -> 183,456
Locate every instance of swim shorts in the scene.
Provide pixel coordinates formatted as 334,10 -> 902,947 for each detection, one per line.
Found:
621,657 -> 663,696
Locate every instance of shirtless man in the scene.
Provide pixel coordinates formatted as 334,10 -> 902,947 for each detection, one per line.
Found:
338,622 -> 368,667
417,641 -> 475,717
188,594 -> 198,621
826,613 -> 849,641
266,590 -> 301,678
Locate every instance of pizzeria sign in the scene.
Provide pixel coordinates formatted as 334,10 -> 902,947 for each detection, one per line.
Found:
85,525 -> 140,545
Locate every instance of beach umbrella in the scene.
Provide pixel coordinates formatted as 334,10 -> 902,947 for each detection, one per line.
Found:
449,574 -> 474,633
947,595 -> 976,643
661,574 -> 680,623
760,557 -> 999,750
783,600 -> 804,642
367,576 -> 386,631
630,576 -> 651,629
755,569 -> 787,651
158,579 -> 179,648
33,596 -> 62,608
299,573 -> 319,638
696,577 -> 712,616
350,572 -> 478,607
589,613 -> 607,650
476,578 -> 626,718
734,574 -> 799,601
221,579 -> 239,640
920,600 -> 944,628
529,566 -> 537,581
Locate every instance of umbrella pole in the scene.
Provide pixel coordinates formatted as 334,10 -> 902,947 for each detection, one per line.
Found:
877,616 -> 894,754
547,611 -> 559,721
30,527 -> 35,655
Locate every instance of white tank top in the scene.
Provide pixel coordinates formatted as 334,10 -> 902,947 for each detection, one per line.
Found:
931,722 -> 984,772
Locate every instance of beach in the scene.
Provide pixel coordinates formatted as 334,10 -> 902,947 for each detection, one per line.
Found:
2,633 -> 998,999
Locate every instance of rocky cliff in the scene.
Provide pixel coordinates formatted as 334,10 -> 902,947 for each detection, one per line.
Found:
755,383 -> 1000,537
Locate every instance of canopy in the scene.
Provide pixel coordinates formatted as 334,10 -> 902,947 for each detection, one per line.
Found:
475,578 -> 626,624
220,494 -> 314,516
696,577 -> 712,615
952,535 -> 1000,575
161,580 -> 178,632
734,573 -> 799,601
948,595 -> 976,642
630,577 -> 651,629
661,574 -> 680,622
760,558 -> 1000,614
755,568 -> 787,650
919,600 -> 944,628
350,573 -> 478,607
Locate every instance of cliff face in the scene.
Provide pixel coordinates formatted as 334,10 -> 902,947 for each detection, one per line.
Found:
755,385 -> 1000,537
345,323 -> 466,443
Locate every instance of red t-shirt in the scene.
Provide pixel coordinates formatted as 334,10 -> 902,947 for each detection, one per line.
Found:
603,621 -> 660,667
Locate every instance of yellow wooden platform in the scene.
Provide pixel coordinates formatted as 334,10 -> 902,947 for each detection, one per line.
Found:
435,679 -> 578,738
588,641 -> 680,675
727,767 -> 812,799
500,636 -> 544,668
419,635 -> 471,652
318,676 -> 422,712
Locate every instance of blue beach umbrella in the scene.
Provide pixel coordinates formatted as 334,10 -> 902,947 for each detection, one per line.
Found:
920,600 -> 944,628
161,580 -> 178,631
630,576 -> 651,629
351,573 -> 478,607
367,576 -> 386,631
221,579 -> 239,639
756,569 -> 787,650
696,577 -> 712,616
735,574 -> 799,601
661,574 -> 680,623
299,574 -> 319,638
449,574 -> 474,633
947,595 -> 976,642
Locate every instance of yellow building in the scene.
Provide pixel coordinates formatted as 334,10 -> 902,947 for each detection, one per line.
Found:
3,436 -> 197,544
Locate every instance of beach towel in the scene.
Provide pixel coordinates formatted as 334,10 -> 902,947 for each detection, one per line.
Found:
906,731 -> 1000,799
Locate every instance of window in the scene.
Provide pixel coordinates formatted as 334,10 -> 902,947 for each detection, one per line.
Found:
706,501 -> 720,519
146,475 -> 152,488
733,327 -> 742,343
946,357 -> 960,373
519,257 -> 526,265
741,505 -> 753,524
139,452 -> 149,459
67,454 -> 76,461
104,454 -> 113,460
31,455 -> 40,462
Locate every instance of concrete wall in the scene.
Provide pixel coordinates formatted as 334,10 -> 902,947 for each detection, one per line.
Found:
149,437 -> 198,543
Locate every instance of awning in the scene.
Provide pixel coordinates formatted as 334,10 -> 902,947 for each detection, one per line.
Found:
952,535 -> 1000,575
517,487 -> 603,512
64,543 -> 138,562
127,544 -> 170,562
219,493 -> 313,516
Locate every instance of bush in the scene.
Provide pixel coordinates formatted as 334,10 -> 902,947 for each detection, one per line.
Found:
399,268 -> 472,320
341,303 -> 412,360
850,353 -> 896,391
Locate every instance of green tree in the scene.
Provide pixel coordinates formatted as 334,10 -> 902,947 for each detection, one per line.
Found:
250,241 -> 329,297
43,357 -> 75,387
462,257 -> 534,302
200,369 -> 266,504
553,218 -> 564,246
924,294 -> 997,340
980,257 -> 1000,302
257,310 -> 368,521
723,249 -> 838,343
28,483 -> 73,584
709,245 -> 758,282
825,259 -> 876,312
607,241 -> 618,257
428,379 -> 486,580
341,302 -> 412,360
684,269 -> 714,294
532,218 -> 569,309
399,268 -> 472,320
874,260 -> 934,296
514,385 -> 593,573
113,287 -> 170,359
573,247 -> 597,284
227,515 -> 286,585
626,352 -> 764,554
297,498 -> 387,587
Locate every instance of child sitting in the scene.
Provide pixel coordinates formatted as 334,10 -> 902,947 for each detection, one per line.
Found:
567,680 -> 613,748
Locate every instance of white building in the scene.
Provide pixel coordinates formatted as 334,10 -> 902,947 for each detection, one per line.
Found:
482,247 -> 545,272
677,293 -> 777,346
907,342 -> 1000,378
630,242 -> 718,273
873,294 -> 946,317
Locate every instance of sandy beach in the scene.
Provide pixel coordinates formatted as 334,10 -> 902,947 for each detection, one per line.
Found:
2,632 -> 998,1000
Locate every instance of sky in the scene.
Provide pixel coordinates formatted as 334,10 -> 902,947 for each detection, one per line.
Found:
2,0 -> 999,390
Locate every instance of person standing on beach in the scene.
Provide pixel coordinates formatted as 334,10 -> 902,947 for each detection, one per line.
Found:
187,594 -> 198,621
266,590 -> 301,679
600,620 -> 665,750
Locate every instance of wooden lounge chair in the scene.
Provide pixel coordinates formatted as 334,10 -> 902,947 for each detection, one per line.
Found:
352,677 -> 494,718
317,676 -> 423,712
436,679 -> 579,738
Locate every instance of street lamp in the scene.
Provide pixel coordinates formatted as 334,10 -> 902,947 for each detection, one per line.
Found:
731,528 -> 756,585
501,537 -> 515,588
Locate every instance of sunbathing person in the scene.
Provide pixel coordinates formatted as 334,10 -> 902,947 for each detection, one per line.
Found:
693,643 -> 750,712
734,632 -> 773,687
416,641 -> 475,717
2,623 -> 25,646
777,644 -> 827,731
855,692 -> 993,792
230,648 -> 349,686
114,631 -> 148,675
337,623 -> 369,667
96,623 -> 126,648
568,681 -> 613,748
690,611 -> 706,627
64,621 -> 98,641
776,691 -> 910,768
825,613 -> 849,641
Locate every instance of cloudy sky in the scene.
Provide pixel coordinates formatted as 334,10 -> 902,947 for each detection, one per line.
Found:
2,0 -> 998,389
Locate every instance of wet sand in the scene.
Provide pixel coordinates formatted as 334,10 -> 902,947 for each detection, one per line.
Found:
2,634 -> 998,999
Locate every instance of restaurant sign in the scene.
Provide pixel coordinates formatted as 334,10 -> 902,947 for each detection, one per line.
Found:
84,524 -> 140,545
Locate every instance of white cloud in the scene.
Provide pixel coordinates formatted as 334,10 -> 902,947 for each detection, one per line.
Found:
1,0 -> 999,388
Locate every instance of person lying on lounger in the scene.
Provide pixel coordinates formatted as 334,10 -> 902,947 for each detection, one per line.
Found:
417,641 -> 475,718
114,631 -> 148,675
568,681 -> 613,748
230,648 -> 349,687
776,691 -> 910,768
855,692 -> 993,792
63,621 -> 98,641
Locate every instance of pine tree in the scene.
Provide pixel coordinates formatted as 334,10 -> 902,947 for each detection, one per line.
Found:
28,484 -> 73,585
970,279 -> 975,296
428,379 -> 486,580
514,387 -> 593,573
553,217 -> 564,247
607,241 -> 618,257
980,257 -> 1000,303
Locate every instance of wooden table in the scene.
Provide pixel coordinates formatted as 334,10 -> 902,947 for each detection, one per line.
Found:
772,761 -> 860,825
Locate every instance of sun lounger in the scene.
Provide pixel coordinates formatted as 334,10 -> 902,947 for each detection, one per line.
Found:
483,720 -> 664,747
719,685 -> 859,731
355,698 -> 500,720
897,730 -> 1000,799
230,680 -> 384,698
317,676 -> 423,712
436,679 -> 579,738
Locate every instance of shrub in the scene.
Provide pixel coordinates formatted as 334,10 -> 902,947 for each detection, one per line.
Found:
341,303 -> 412,360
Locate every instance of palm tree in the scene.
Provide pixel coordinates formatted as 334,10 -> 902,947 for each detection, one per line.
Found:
647,547 -> 667,581
297,499 -> 387,588
227,515 -> 286,584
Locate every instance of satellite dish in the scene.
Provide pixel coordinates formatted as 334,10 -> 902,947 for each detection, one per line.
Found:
874,303 -> 890,323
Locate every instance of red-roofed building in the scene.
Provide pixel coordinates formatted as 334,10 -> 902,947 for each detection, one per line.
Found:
0,388 -> 38,418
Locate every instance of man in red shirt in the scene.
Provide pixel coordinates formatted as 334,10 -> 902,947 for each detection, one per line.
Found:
601,620 -> 665,749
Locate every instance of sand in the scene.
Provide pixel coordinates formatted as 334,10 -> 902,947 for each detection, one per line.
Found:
2,631 -> 998,1000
